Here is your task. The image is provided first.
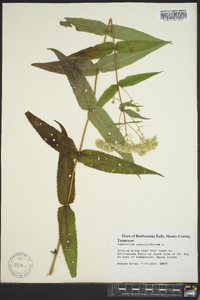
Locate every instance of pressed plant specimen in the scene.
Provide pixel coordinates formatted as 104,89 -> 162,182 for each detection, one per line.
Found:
25,17 -> 169,278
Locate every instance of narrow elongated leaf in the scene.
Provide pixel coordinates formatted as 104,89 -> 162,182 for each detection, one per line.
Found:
96,43 -> 167,73
73,58 -> 98,76
57,155 -> 75,205
123,109 -> 149,120
49,49 -> 97,111
118,72 -> 161,88
25,111 -> 78,159
108,24 -> 168,42
49,49 -> 133,162
60,17 -> 108,35
119,102 -> 142,110
78,150 -> 162,176
60,17 -> 169,42
97,84 -> 118,107
114,121 -> 142,125
89,106 -> 134,162
55,120 -> 68,136
58,206 -> 77,278
97,72 -> 159,107
116,40 -> 168,53
56,122 -> 75,205
32,58 -> 98,76
70,42 -> 114,60
32,61 -> 64,75
69,40 -> 161,60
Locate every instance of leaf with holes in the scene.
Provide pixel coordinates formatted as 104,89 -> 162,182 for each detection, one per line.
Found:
56,122 -> 75,205
89,106 -> 134,162
32,58 -> 98,77
58,206 -> 77,278
78,150 -> 163,176
57,155 -> 75,205
25,111 -> 78,159
48,49 -> 134,162
49,48 -> 97,111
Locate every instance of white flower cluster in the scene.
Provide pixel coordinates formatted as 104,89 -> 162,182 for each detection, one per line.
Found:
95,136 -> 158,156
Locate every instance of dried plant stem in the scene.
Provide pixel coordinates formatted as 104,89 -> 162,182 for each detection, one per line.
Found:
94,18 -> 111,95
110,18 -> 128,138
120,87 -> 145,141
49,19 -> 108,274
66,109 -> 92,206
48,110 -> 91,276
48,236 -> 61,275
94,69 -> 99,95
127,122 -> 146,143
49,18 -> 113,276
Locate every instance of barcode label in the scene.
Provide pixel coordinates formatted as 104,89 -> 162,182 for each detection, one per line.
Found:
157,9 -> 190,22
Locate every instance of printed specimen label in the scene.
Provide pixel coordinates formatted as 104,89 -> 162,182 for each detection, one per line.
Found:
109,226 -> 197,282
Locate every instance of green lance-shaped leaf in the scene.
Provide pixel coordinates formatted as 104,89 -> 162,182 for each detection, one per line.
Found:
60,17 -> 169,42
58,206 -> 77,278
25,111 -> 78,159
97,72 -> 160,107
119,72 -> 161,88
78,149 -> 162,176
96,42 -> 168,73
109,24 -> 168,42
119,102 -> 142,110
49,48 -> 97,111
70,42 -> 114,60
60,17 -> 108,36
49,49 -> 133,162
90,106 -> 134,163
115,40 -> 168,53
57,155 -> 75,205
56,121 -> 75,205
69,40 -> 162,61
55,120 -> 68,136
97,84 -> 118,107
32,58 -> 98,77
122,109 -> 150,120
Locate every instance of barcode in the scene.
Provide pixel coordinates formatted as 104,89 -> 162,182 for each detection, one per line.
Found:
157,9 -> 190,22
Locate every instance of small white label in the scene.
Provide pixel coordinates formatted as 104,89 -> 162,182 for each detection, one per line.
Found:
157,9 -> 191,22
109,226 -> 197,281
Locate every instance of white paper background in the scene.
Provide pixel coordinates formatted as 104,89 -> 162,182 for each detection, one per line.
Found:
1,3 -> 197,283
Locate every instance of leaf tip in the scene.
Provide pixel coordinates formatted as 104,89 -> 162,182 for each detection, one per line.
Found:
159,173 -> 164,178
47,47 -> 56,52
60,19 -> 72,28
54,120 -> 68,136
25,111 -> 31,120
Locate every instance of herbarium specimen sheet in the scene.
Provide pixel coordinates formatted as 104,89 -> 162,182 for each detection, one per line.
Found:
1,3 -> 197,283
